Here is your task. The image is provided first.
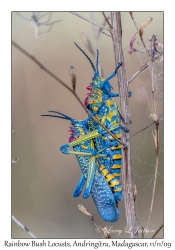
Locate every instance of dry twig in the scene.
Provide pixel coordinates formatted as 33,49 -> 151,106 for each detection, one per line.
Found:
152,224 -> 163,238
71,12 -> 110,31
111,12 -> 137,238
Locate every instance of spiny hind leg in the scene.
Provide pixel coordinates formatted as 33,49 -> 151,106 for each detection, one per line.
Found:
83,156 -> 96,199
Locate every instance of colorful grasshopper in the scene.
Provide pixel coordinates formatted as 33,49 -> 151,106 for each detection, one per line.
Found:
42,111 -> 120,222
42,43 -> 131,222
60,43 -> 130,203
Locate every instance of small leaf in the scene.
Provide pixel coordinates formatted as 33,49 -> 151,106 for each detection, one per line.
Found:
149,113 -> 158,122
78,204 -> 91,217
139,17 -> 153,38
69,66 -> 76,92
78,204 -> 95,223
128,32 -> 138,54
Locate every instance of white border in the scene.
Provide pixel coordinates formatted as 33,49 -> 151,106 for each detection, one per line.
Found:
0,0 -> 174,248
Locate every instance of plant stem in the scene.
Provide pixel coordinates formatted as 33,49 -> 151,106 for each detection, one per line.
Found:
102,12 -> 112,28
110,12 -> 137,238
145,120 -> 159,237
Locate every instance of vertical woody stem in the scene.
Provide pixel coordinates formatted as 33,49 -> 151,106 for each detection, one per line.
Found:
110,12 -> 137,238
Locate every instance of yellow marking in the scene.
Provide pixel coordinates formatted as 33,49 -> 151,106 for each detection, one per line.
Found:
101,115 -> 106,125
79,128 -> 85,136
90,140 -> 95,150
109,133 -> 121,140
112,146 -> 122,150
113,155 -> 122,160
107,100 -> 113,106
110,180 -> 119,187
102,136 -> 107,140
81,145 -> 88,150
100,77 -> 105,82
95,115 -> 100,120
114,187 -> 122,192
102,169 -> 109,176
96,90 -> 102,102
113,173 -> 121,177
106,174 -> 115,182
115,133 -> 121,138
98,90 -> 102,95
100,165 -> 106,171
112,121 -> 120,127
112,164 -> 121,169
93,106 -> 98,111
109,112 -> 114,120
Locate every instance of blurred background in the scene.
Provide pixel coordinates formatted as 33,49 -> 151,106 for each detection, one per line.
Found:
12,12 -> 163,238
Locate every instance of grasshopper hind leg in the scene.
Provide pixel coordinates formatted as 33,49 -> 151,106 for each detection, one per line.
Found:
73,174 -> 86,197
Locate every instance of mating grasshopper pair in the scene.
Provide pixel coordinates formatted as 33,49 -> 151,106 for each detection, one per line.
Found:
42,44 -> 131,222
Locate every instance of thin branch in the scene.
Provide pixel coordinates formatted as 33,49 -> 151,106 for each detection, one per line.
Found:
126,117 -> 163,141
128,53 -> 163,84
102,32 -> 112,38
102,12 -> 112,28
12,215 -> 37,238
127,122 -> 155,141
152,224 -> 163,238
129,12 -> 139,30
12,41 -> 74,96
145,120 -> 160,236
97,14 -> 111,37
71,12 -> 111,31
146,154 -> 159,234
12,40 -> 126,147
